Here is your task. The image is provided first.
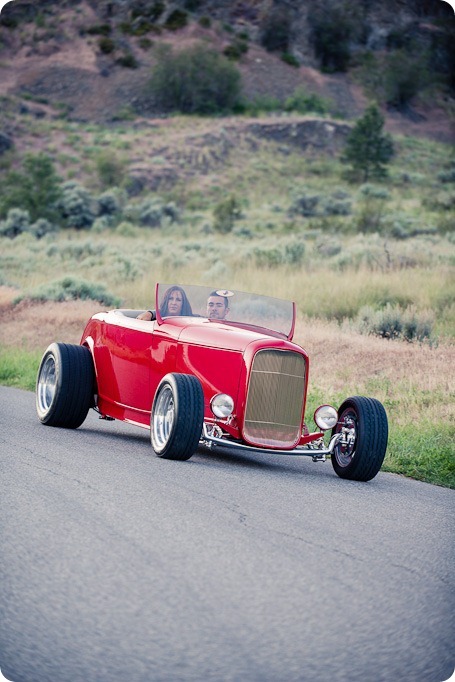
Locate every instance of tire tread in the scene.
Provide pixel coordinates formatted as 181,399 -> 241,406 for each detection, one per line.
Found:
331,395 -> 388,482
152,373 -> 204,461
36,343 -> 94,428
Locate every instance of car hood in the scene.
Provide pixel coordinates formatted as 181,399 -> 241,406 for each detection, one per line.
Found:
175,318 -> 276,353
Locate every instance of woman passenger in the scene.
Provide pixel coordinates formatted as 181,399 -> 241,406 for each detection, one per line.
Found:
137,286 -> 192,321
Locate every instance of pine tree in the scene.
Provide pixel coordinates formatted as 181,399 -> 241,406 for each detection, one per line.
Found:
341,104 -> 394,182
0,153 -> 62,222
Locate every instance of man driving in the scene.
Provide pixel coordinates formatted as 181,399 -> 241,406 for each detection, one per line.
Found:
207,291 -> 230,320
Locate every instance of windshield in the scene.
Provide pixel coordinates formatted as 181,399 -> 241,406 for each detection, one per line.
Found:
155,284 -> 295,339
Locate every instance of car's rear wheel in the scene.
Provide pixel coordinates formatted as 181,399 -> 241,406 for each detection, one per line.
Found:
151,373 -> 204,461
331,396 -> 388,481
36,343 -> 95,428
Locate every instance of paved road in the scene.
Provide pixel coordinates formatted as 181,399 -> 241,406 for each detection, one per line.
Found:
0,386 -> 453,682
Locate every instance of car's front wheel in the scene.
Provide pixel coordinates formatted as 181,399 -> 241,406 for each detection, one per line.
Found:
36,343 -> 95,428
151,373 -> 204,461
331,396 -> 388,481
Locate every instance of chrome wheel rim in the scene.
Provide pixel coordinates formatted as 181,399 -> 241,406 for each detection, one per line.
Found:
37,355 -> 57,414
334,408 -> 357,468
153,385 -> 175,449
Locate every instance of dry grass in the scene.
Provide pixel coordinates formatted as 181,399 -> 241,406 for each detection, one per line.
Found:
0,289 -> 103,350
295,317 -> 454,424
1,289 -> 453,426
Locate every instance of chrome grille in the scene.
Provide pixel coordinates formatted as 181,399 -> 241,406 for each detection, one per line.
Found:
243,349 -> 306,448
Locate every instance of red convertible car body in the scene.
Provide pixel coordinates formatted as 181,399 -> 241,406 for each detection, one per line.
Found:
36,283 -> 388,480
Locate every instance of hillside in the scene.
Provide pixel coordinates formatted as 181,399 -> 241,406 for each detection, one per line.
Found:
0,0 -> 453,145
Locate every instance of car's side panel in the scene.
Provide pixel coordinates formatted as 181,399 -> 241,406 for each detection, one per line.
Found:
81,313 -> 186,427
102,325 -> 153,413
81,315 -> 153,425
176,343 -> 244,417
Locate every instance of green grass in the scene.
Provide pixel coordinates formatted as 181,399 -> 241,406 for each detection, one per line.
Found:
0,346 -> 41,391
2,350 -> 452,487
383,423 -> 455,488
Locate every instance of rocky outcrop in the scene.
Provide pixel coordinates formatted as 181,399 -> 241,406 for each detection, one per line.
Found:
245,119 -> 351,154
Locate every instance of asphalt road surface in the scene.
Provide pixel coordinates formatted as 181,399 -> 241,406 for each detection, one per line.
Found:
1,386 -> 454,682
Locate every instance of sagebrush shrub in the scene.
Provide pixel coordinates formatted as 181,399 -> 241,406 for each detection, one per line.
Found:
164,9 -> 188,31
253,247 -> 283,268
86,24 -> 111,36
161,202 -> 180,222
116,53 -> 139,69
149,44 -> 241,114
385,213 -> 435,240
92,216 -> 114,232
401,307 -> 434,343
0,208 -> 30,238
354,304 -> 434,342
213,196 -> 242,234
316,239 -> 342,258
281,53 -> 299,68
98,37 -> 115,54
95,151 -> 126,189
139,200 -> 165,227
48,240 -> 106,261
223,39 -> 248,61
124,198 -> 180,228
437,163 -> 455,184
283,241 -> 305,265
436,215 -> 455,235
423,190 -> 455,212
322,194 -> 352,216
289,194 -> 321,217
19,276 -> 120,307
284,88 -> 330,115
241,94 -> 282,115
355,184 -> 390,233
58,182 -> 96,229
97,189 -> 122,217
30,218 -> 57,239
115,221 -> 138,237
202,260 -> 230,283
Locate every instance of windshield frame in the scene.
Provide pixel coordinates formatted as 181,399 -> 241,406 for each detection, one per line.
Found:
155,283 -> 296,340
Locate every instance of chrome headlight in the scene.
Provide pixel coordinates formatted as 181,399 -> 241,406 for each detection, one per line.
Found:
314,405 -> 338,431
211,393 -> 234,419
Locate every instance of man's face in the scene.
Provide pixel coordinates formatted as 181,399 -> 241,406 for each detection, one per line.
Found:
207,295 -> 228,320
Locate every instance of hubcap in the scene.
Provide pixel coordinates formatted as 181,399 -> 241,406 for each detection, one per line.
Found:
334,409 -> 357,467
153,385 -> 175,449
37,355 -> 57,414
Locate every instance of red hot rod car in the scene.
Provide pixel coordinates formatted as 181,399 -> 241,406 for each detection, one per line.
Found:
36,283 -> 388,481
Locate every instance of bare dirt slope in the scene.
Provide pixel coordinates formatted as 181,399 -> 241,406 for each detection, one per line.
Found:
0,1 -> 452,143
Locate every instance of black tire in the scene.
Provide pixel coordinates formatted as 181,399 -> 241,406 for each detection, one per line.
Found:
331,396 -> 388,481
36,343 -> 95,428
151,373 -> 204,461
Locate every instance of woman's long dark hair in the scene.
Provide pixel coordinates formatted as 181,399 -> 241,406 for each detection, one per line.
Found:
159,286 -> 193,317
